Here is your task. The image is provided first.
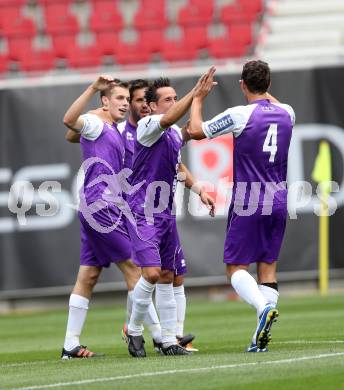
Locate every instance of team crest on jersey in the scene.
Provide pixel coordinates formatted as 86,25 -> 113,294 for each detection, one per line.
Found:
126,132 -> 134,141
208,114 -> 233,135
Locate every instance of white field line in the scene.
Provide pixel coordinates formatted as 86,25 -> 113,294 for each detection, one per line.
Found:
13,352 -> 344,390
276,340 -> 344,344
2,340 -> 344,368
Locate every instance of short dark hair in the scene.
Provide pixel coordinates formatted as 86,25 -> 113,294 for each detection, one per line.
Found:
145,77 -> 171,104
129,79 -> 149,101
100,79 -> 129,99
241,60 -> 271,94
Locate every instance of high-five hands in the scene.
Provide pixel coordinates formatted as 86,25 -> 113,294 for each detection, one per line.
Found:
193,66 -> 217,100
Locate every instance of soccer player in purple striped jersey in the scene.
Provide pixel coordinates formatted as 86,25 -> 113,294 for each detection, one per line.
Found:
126,69 -> 216,357
118,80 -> 151,170
61,76 -> 157,359
117,79 -> 163,350
119,79 -> 199,352
188,61 -> 295,352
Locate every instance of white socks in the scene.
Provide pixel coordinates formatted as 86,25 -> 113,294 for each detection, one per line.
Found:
145,303 -> 162,343
259,284 -> 279,308
173,285 -> 186,337
156,283 -> 177,346
126,290 -> 134,324
128,277 -> 155,336
64,294 -> 89,351
231,270 -> 267,316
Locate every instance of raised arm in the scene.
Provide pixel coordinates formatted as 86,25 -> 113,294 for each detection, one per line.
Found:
160,66 -> 217,129
63,75 -> 116,132
65,130 -> 81,143
178,163 -> 215,217
65,109 -> 105,143
188,67 -> 217,140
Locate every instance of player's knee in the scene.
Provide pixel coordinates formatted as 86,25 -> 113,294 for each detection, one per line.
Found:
173,274 -> 184,287
142,268 -> 160,284
124,265 -> 141,290
159,269 -> 174,284
78,269 -> 100,289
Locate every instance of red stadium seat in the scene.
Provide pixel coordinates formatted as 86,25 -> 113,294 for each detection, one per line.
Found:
208,37 -> 247,59
95,31 -> 119,55
0,6 -> 36,38
44,4 -> 79,35
178,1 -> 214,26
139,28 -> 163,53
89,2 -> 123,32
133,1 -> 168,30
46,15 -> 79,35
228,23 -> 253,46
44,2 -> 70,17
0,5 -> 20,21
184,25 -> 209,50
51,33 -> 77,58
67,45 -> 103,68
208,22 -> 252,60
7,37 -> 33,60
220,4 -> 258,25
90,0 -> 120,12
238,0 -> 264,15
114,42 -> 150,65
140,0 -> 165,9
161,39 -> 198,62
19,49 -> 55,72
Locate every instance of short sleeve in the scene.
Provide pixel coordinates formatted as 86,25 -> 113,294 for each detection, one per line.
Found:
202,105 -> 256,139
137,114 -> 164,147
274,103 -> 295,126
80,114 -> 104,141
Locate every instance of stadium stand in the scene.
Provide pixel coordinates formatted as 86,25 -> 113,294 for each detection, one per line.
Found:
0,0 -> 264,75
255,0 -> 344,65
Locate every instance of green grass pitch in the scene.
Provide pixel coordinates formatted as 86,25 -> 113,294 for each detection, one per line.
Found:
1,294 -> 344,389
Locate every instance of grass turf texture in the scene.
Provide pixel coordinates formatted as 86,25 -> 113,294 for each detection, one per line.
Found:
1,294 -> 344,389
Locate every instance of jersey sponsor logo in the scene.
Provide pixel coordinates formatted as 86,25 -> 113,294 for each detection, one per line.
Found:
261,106 -> 275,112
208,114 -> 233,135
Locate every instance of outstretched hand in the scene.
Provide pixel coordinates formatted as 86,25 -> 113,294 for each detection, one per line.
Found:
200,189 -> 216,217
193,66 -> 217,100
91,75 -> 118,92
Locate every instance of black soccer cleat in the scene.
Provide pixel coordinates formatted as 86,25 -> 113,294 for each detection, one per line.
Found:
176,333 -> 195,348
127,334 -> 146,358
61,345 -> 104,359
153,339 -> 163,354
161,344 -> 192,356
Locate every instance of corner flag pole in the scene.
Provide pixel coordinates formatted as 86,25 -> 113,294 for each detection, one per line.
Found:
319,194 -> 329,295
311,140 -> 331,296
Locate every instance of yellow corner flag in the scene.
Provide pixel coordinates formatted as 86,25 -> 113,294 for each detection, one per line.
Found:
311,140 -> 332,296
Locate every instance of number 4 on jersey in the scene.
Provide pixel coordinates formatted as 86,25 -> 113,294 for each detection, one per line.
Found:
263,123 -> 278,162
